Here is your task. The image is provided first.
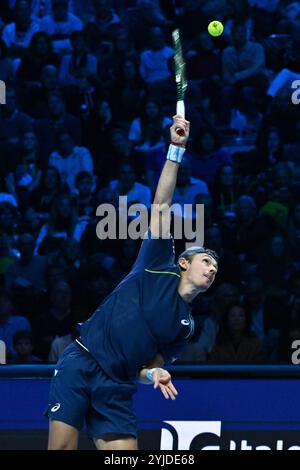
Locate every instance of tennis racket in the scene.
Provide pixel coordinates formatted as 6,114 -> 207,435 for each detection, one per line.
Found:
172,29 -> 187,135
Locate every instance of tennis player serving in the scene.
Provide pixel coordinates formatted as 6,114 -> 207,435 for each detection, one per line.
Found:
47,115 -> 218,450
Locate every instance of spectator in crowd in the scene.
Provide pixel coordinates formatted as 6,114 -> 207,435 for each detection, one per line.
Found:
35,193 -> 85,254
59,30 -> 98,86
11,330 -> 41,363
188,127 -> 232,184
221,19 -> 269,122
98,161 -> 151,209
0,88 -> 33,160
17,31 -> 59,83
39,0 -> 82,54
5,233 -> 47,297
30,165 -> 62,213
209,303 -> 264,363
0,39 -> 14,82
2,0 -> 40,58
128,97 -> 171,153
32,280 -> 75,359
48,131 -> 94,193
139,26 -> 173,98
0,288 -> 31,359
36,91 -> 82,159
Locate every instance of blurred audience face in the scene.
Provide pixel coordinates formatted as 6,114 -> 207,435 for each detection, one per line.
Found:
0,294 -> 13,323
220,165 -> 234,187
34,34 -> 50,57
18,234 -> 35,263
270,235 -> 285,257
149,27 -> 164,50
77,175 -> 93,196
200,132 -> 215,154
205,225 -> 223,253
48,94 -> 65,117
267,130 -> 280,152
57,196 -> 73,218
232,24 -> 248,49
243,279 -> 264,311
15,0 -> 31,29
44,167 -> 60,190
119,164 -> 136,191
15,335 -> 34,358
227,305 -> 247,332
4,89 -> 17,115
51,281 -> 72,310
53,1 -> 68,21
22,132 -> 38,153
145,100 -> 159,119
122,60 -> 136,80
58,133 -> 75,157
41,65 -> 58,90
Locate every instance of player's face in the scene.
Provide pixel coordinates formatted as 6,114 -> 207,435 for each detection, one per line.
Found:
187,253 -> 218,292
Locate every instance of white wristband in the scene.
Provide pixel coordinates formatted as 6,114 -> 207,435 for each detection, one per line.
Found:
166,144 -> 185,164
146,367 -> 161,383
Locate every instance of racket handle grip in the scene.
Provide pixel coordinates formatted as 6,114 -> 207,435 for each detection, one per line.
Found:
176,100 -> 185,135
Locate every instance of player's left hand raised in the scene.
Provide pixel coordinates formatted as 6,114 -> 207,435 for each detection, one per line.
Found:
152,368 -> 178,400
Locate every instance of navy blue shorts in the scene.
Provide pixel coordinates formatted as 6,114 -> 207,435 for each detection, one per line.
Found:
46,341 -> 137,439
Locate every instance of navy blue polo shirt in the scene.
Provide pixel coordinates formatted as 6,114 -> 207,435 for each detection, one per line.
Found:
79,232 -> 193,382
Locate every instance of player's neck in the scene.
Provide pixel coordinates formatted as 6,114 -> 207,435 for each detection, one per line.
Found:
177,276 -> 201,303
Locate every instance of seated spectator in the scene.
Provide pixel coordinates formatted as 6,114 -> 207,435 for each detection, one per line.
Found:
139,26 -> 173,98
0,289 -> 31,359
0,88 -> 33,162
0,202 -> 20,276
188,127 -> 232,184
39,0 -> 82,54
2,0 -> 40,59
221,20 -> 269,122
59,30 -> 97,86
48,131 -> 93,193
5,233 -> 47,297
172,159 -> 209,218
128,98 -> 171,153
255,126 -> 284,171
257,233 -> 291,291
30,165 -> 62,213
35,193 -> 85,255
127,0 -> 167,51
90,0 -> 120,40
112,57 -> 145,124
98,161 -> 151,208
209,303 -> 264,363
11,330 -> 41,363
32,280 -> 75,359
17,31 -> 59,84
236,195 -> 277,262
35,91 -> 82,159
5,131 -> 43,209
210,164 -> 241,214
75,171 -> 96,217
284,119 -> 300,166
0,39 -> 14,82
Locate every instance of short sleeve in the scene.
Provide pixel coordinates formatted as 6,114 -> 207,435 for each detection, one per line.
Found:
131,230 -> 176,272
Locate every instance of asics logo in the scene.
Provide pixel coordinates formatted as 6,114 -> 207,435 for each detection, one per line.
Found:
51,403 -> 61,412
181,319 -> 190,326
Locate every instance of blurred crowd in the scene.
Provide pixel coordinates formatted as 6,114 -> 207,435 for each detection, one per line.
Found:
0,0 -> 300,364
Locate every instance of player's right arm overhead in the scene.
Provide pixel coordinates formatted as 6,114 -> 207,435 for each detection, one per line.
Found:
150,115 -> 190,238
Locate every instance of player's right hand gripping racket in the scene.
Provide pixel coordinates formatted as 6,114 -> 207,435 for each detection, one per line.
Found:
172,29 -> 187,136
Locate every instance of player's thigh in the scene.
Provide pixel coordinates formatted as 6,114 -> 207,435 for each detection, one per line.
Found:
94,436 -> 138,450
48,420 -> 79,450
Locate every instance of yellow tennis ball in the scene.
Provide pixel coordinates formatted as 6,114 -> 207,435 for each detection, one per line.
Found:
208,21 -> 224,37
